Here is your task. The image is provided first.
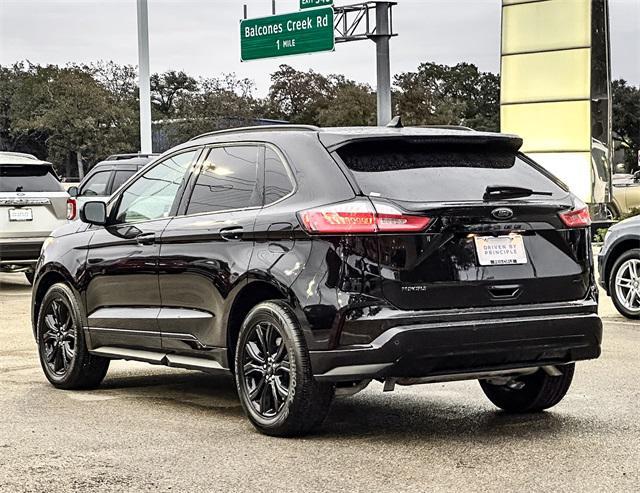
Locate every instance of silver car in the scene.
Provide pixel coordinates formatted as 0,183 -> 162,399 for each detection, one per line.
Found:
0,152 -> 69,284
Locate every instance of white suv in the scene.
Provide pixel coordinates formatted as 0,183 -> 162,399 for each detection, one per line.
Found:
0,152 -> 70,284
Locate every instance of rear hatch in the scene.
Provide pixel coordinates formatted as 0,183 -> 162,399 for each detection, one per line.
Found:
0,163 -> 69,239
333,136 -> 591,310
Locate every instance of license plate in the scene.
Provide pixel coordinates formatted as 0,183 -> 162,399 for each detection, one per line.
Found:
8,208 -> 33,222
474,234 -> 527,266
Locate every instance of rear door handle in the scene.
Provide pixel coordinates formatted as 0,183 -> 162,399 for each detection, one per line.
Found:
136,232 -> 156,246
220,227 -> 243,241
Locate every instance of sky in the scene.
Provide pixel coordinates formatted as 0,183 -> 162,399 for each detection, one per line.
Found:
1,0 -> 638,96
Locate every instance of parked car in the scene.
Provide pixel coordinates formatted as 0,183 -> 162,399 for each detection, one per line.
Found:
598,214 -> 640,318
31,125 -> 602,436
611,172 -> 640,217
67,153 -> 158,219
0,152 -> 70,284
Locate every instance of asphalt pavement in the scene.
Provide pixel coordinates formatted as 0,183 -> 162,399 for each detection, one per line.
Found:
0,272 -> 638,492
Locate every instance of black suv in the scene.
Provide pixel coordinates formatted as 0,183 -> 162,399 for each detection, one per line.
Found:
32,125 -> 602,436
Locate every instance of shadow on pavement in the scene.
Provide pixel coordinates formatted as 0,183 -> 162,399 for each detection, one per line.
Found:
318,391 -> 592,441
92,368 -> 595,441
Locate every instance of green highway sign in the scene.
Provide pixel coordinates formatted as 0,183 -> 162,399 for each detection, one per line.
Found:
300,0 -> 333,9
240,7 -> 334,61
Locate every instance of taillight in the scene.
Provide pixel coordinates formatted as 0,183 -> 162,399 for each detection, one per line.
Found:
298,200 -> 430,234
559,206 -> 591,228
66,198 -> 77,220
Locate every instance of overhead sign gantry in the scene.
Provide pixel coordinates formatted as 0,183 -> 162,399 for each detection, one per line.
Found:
240,1 -> 396,126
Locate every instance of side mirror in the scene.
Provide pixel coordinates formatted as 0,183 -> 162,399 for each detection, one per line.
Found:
80,201 -> 107,226
67,186 -> 79,198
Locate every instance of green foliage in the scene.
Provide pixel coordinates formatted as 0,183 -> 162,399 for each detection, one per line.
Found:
393,62 -> 500,131
612,79 -> 640,169
265,65 -> 375,126
2,60 -> 634,180
4,63 -> 137,176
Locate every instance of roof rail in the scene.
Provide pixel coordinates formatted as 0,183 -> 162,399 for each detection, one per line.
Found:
189,125 -> 320,141
105,152 -> 159,160
418,125 -> 475,132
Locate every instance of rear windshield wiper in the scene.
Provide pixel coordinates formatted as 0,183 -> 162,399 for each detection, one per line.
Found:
483,185 -> 553,201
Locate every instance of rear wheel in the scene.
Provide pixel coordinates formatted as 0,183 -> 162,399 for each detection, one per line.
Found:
479,364 -> 574,413
234,301 -> 333,437
37,283 -> 110,389
609,249 -> 640,319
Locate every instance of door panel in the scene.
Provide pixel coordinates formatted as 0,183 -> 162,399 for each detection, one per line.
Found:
159,144 -> 262,351
84,148 -> 200,350
158,210 -> 257,350
85,220 -> 170,349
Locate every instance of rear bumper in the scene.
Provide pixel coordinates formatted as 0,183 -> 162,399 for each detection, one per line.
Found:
311,304 -> 602,382
0,237 -> 46,265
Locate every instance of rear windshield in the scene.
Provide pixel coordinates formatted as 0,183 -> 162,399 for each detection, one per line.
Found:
0,164 -> 63,192
336,140 -> 567,202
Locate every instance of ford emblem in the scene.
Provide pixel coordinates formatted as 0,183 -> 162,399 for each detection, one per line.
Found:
492,207 -> 514,220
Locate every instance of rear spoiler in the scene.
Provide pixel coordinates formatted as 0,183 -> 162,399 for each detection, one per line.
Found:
320,133 -> 523,153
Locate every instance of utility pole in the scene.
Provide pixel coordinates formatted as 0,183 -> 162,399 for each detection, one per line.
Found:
374,2 -> 392,126
333,1 -> 397,126
137,0 -> 152,153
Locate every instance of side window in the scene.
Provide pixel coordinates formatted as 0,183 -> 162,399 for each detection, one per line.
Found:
115,150 -> 198,223
110,170 -> 136,194
264,147 -> 294,205
80,170 -> 111,196
186,146 -> 260,215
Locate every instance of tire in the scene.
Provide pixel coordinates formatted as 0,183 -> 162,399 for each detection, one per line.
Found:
24,271 -> 34,285
608,248 -> 640,319
234,301 -> 334,437
479,364 -> 575,413
36,282 -> 110,390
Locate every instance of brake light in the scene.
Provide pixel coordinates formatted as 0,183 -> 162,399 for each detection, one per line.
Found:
559,206 -> 591,228
66,198 -> 77,220
298,200 -> 430,234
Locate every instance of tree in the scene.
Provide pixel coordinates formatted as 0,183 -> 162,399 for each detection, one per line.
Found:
9,64 -> 136,178
612,79 -> 640,168
266,65 -> 334,124
317,78 -> 376,127
152,73 -> 261,149
265,65 -> 376,126
393,62 -> 500,131
150,70 -> 197,118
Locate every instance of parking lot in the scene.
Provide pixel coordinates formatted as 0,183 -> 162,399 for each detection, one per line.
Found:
0,272 -> 638,492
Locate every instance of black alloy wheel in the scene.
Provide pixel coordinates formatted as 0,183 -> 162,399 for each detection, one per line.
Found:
37,283 -> 110,389
41,297 -> 76,376
242,321 -> 291,418
235,301 -> 334,437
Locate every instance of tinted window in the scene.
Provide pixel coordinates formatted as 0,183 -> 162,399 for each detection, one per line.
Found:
264,148 -> 293,204
115,150 -> 197,223
111,170 -> 136,193
186,146 -> 260,215
0,165 -> 62,192
337,140 -> 567,202
80,170 -> 111,196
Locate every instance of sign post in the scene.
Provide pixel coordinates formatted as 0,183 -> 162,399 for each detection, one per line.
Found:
240,7 -> 335,61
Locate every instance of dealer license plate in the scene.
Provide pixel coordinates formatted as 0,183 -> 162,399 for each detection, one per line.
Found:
8,208 -> 33,222
474,234 -> 527,266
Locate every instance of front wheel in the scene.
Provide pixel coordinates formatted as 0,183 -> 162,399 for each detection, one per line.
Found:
479,364 -> 574,413
234,301 -> 333,437
609,249 -> 640,319
37,283 -> 110,389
